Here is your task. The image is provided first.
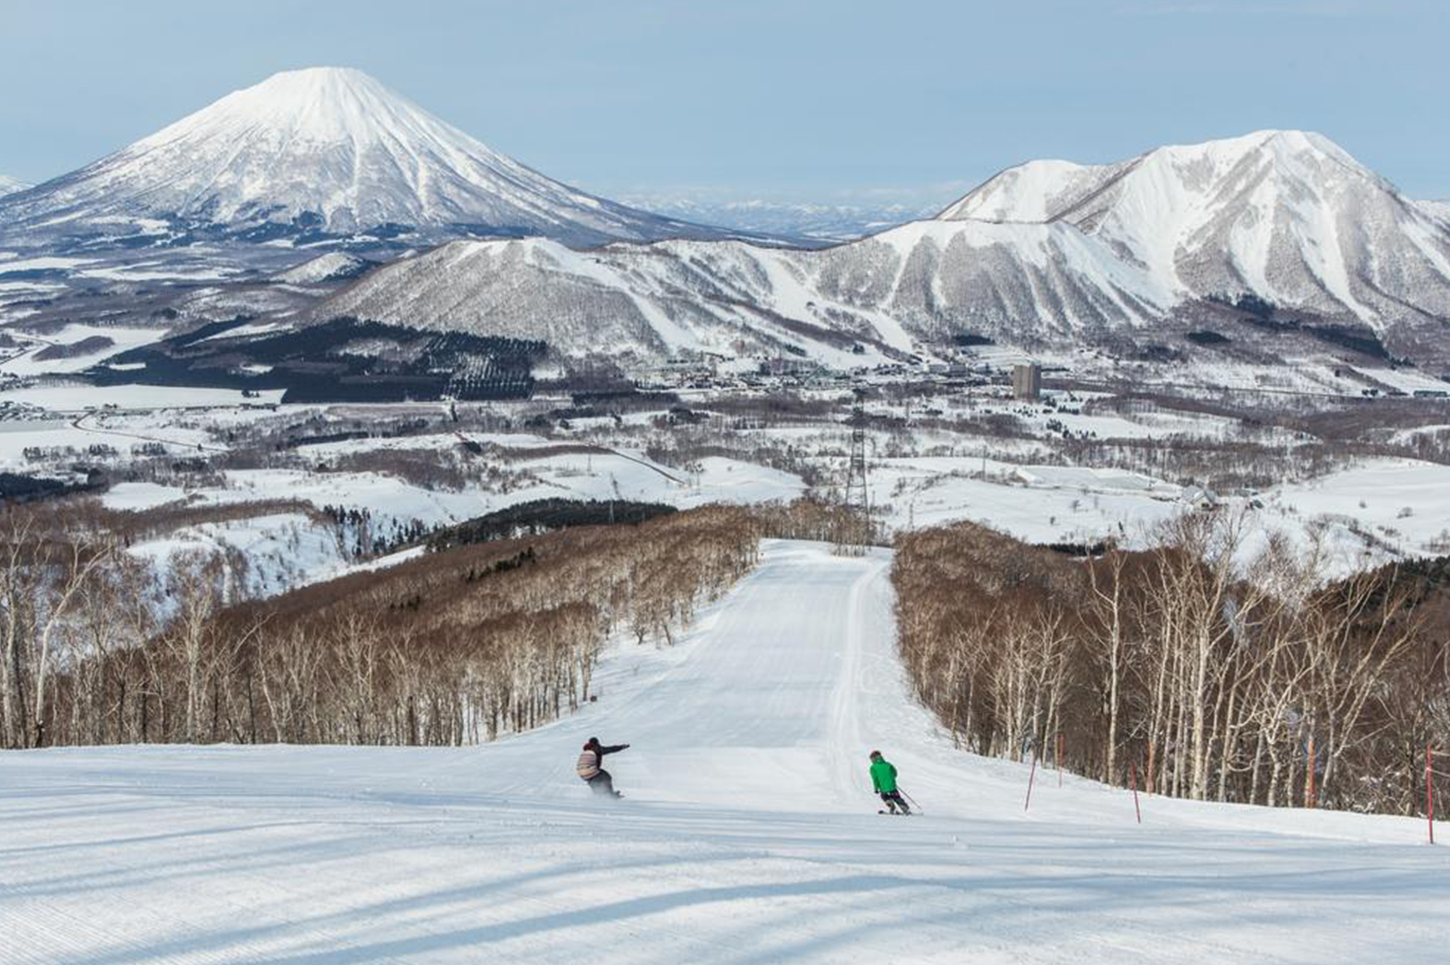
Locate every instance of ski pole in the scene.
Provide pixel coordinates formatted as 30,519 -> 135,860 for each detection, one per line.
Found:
900,788 -> 924,814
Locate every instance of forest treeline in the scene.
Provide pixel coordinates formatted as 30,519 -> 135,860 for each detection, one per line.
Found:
1,503 -> 758,750
894,514 -> 1450,816
425,498 -> 678,551
17,484 -> 1446,819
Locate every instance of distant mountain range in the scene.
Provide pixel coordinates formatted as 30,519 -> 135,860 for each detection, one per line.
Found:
315,130 -> 1450,366
312,220 -> 1145,367
3,68 -> 1448,371
613,196 -> 941,243
0,67 -> 747,252
939,131 -> 1450,345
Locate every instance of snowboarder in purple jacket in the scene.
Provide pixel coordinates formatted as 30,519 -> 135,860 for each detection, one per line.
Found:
576,737 -> 630,797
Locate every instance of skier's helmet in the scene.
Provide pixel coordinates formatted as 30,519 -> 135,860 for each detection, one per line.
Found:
869,749 -> 882,760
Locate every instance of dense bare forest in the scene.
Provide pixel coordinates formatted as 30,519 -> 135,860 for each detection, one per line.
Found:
894,514 -> 1450,816
11,475 -> 1450,823
1,503 -> 758,749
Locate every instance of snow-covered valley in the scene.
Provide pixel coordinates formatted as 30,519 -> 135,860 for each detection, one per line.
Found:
3,371 -> 1449,592
2,541 -> 1443,965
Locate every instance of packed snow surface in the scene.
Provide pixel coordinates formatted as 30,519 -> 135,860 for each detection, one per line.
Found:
2,542 -> 1442,964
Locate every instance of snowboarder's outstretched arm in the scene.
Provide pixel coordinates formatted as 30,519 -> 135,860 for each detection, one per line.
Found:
598,742 -> 629,759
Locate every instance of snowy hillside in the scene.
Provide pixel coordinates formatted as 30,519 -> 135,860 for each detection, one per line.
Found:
942,130 -> 1450,342
272,251 -> 374,285
311,130 -> 1450,365
3,541 -> 1441,964
0,172 -> 30,197
314,218 -> 1169,361
0,67 -> 738,250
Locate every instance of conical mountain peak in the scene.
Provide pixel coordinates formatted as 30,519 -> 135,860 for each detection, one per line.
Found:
0,67 -> 732,249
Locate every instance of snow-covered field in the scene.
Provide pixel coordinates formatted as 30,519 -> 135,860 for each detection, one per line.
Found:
0,412 -> 223,468
0,384 -> 286,411
0,325 -> 167,376
1266,458 -> 1450,544
2,541 -> 1443,964
870,455 -> 1187,544
3,381 -> 1447,583
865,448 -> 1450,568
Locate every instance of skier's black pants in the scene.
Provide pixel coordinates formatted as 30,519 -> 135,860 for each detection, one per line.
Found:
880,791 -> 909,813
587,769 -> 617,796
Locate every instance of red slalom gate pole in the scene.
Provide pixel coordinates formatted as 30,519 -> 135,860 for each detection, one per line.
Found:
1057,733 -> 1064,788
1130,762 -> 1142,824
1024,748 -> 1039,812
1306,734 -> 1317,809
1428,742 -> 1436,846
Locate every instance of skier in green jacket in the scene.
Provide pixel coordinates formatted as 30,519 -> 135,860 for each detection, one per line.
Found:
869,750 -> 911,814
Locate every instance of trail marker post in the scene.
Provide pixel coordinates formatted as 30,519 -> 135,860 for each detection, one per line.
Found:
1024,749 -> 1039,812
1130,762 -> 1142,824
1056,733 -> 1064,788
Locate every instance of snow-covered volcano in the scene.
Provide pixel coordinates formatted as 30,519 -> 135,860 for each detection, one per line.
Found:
0,67 -> 735,249
940,130 -> 1450,335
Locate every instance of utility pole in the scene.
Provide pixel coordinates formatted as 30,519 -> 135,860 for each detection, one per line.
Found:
840,392 -> 871,555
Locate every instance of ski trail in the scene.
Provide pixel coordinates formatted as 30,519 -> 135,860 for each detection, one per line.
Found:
825,553 -> 887,804
487,542 -> 886,811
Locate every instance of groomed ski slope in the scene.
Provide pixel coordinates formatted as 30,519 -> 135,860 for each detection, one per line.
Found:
2,541 -> 1446,964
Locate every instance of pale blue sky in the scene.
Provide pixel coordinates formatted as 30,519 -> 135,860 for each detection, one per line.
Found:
2,0 -> 1445,204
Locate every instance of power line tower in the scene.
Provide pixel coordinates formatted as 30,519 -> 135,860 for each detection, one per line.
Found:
838,396 -> 871,555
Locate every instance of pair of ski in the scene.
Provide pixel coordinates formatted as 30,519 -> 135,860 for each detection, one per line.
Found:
878,809 -> 919,816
